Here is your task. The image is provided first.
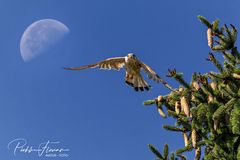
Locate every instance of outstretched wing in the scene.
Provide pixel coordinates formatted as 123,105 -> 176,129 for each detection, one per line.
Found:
140,62 -> 162,82
140,62 -> 174,91
64,57 -> 126,71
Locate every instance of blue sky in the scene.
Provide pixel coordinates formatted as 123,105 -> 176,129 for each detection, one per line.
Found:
0,0 -> 240,159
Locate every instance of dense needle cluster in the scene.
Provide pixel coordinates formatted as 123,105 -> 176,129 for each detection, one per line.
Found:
144,16 -> 240,160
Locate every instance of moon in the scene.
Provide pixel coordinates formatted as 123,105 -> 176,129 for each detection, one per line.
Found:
20,19 -> 69,62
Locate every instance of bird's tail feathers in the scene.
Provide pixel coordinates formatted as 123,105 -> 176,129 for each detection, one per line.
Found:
125,74 -> 151,92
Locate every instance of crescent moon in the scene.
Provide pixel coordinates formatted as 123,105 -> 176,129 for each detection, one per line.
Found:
20,19 -> 69,62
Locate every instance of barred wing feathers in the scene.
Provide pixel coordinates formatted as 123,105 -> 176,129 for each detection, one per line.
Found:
64,57 -> 125,71
140,62 -> 174,91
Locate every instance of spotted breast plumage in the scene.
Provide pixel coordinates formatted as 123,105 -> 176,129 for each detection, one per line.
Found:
64,53 -> 173,92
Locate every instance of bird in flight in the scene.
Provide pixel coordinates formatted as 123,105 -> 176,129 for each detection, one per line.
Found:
64,53 -> 173,92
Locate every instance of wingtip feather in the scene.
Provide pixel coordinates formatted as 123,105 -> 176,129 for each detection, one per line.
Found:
63,67 -> 73,70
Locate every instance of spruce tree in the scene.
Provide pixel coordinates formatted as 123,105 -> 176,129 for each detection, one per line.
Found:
144,16 -> 240,160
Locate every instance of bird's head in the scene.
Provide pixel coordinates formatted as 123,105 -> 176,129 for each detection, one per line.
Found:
127,53 -> 137,60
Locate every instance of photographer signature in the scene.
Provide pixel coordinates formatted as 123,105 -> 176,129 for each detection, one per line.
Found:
7,138 -> 70,157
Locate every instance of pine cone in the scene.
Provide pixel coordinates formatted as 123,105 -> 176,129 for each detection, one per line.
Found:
194,147 -> 201,160
210,82 -> 217,90
157,107 -> 166,118
192,81 -> 200,90
175,101 -> 181,114
183,132 -> 189,147
214,119 -> 219,131
208,95 -> 214,103
232,73 -> 240,80
192,128 -> 197,148
179,87 -> 184,92
190,112 -> 193,118
180,96 -> 190,117
156,95 -> 163,103
207,28 -> 213,48
191,95 -> 196,101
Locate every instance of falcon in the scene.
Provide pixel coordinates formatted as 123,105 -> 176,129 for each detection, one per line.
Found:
64,53 -> 173,92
